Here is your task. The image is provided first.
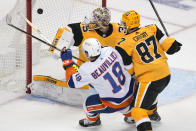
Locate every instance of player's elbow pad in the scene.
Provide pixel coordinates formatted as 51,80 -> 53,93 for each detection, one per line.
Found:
166,40 -> 182,55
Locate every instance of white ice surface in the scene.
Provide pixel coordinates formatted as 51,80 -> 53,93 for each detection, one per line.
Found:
0,0 -> 196,131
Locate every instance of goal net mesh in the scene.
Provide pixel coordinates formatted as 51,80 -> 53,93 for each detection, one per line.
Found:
0,0 -> 102,93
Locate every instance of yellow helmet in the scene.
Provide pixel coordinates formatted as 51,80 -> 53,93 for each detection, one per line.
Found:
121,10 -> 140,29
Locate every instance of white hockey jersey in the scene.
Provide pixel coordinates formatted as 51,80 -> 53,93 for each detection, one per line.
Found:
68,47 -> 135,108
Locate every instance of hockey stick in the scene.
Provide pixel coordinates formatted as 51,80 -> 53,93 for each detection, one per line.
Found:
6,15 -> 85,63
149,0 -> 169,36
18,13 -> 78,51
18,12 -> 51,44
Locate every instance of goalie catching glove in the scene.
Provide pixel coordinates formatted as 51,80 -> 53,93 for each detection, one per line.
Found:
61,48 -> 79,82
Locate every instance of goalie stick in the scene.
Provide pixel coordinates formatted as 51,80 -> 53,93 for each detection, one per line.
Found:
6,15 -> 85,63
149,0 -> 169,36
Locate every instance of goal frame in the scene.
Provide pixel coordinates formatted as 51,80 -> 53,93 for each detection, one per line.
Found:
25,0 -> 107,93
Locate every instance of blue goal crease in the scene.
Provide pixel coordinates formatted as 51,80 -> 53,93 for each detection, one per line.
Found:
159,68 -> 196,105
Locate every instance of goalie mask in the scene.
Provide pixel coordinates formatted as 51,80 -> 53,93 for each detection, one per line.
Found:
82,7 -> 111,30
82,38 -> 101,60
120,10 -> 140,30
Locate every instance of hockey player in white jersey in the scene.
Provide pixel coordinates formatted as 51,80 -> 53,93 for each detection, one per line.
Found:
60,38 -> 136,127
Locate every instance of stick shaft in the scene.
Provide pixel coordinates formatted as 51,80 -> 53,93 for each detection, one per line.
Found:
149,0 -> 169,36
19,13 -> 51,43
7,23 -> 85,63
19,13 -> 84,62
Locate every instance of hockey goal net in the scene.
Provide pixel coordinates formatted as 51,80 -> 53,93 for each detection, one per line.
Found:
0,0 -> 105,95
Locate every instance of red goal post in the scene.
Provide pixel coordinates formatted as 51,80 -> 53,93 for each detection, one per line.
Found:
26,0 -> 107,93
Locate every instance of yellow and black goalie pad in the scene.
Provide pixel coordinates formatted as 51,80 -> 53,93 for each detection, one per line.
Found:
33,75 -> 68,87
33,75 -> 89,89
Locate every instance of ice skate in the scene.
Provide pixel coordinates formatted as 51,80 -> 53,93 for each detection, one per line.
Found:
149,110 -> 161,122
79,118 -> 101,127
124,116 -> 135,124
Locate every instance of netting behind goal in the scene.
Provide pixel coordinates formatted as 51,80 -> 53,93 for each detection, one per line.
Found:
0,0 -> 104,93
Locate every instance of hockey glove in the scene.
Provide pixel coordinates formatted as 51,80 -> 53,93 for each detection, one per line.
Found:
166,40 -> 182,55
61,49 -> 74,70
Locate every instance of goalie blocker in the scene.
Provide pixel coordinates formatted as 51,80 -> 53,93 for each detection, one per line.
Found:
49,26 -> 76,59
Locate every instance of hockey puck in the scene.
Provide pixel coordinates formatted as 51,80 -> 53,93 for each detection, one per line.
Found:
37,8 -> 43,14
